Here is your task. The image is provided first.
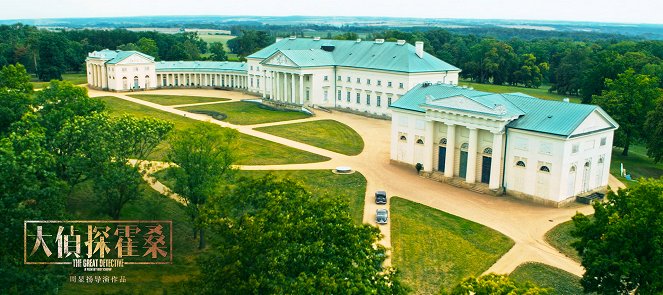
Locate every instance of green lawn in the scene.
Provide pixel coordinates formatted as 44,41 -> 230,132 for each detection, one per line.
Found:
255,119 -> 364,156
32,73 -> 88,89
59,181 -> 198,294
390,197 -> 515,294
178,101 -> 311,125
198,34 -> 236,50
459,80 -> 581,103
544,220 -> 581,263
611,144 -> 663,187
127,94 -> 230,106
97,96 -> 329,165
510,262 -> 585,295
154,169 -> 367,224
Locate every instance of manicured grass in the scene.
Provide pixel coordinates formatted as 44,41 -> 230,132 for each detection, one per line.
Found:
178,101 -> 311,125
390,197 -> 515,294
510,262 -> 584,295
610,144 -> 663,187
127,94 -> 230,106
198,34 -> 236,50
97,96 -> 329,165
459,80 -> 581,103
255,119 -> 364,156
32,73 -> 88,89
544,220 -> 581,263
60,180 -> 198,294
154,169 -> 367,224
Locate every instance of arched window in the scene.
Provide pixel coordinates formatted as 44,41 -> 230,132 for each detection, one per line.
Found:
439,138 -> 447,145
516,161 -> 526,167
540,166 -> 550,172
570,165 -> 576,173
584,161 -> 591,167
598,157 -> 604,164
399,135 -> 407,141
416,139 -> 424,144
460,143 -> 469,151
483,147 -> 493,155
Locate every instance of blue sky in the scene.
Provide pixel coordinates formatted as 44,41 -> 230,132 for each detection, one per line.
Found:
1,0 -> 662,24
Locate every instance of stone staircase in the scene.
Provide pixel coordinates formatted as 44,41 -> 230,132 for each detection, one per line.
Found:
421,171 -> 498,196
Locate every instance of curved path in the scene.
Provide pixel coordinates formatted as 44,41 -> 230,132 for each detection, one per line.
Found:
90,88 -> 621,277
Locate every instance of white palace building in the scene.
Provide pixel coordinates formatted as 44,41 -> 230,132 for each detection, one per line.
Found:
86,36 -> 618,206
86,36 -> 460,117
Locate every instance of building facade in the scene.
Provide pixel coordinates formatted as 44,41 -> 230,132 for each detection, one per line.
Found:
389,82 -> 618,206
87,37 -> 460,117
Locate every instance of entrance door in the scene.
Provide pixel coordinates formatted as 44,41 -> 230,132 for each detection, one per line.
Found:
567,166 -> 577,197
459,151 -> 468,178
582,161 -> 591,192
481,156 -> 491,184
438,147 -> 446,172
133,76 -> 139,89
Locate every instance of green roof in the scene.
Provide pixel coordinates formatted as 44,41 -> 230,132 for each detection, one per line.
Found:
86,49 -> 155,64
250,38 -> 460,73
392,83 -> 618,137
156,61 -> 247,73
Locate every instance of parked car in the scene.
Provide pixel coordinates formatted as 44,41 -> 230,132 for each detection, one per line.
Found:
376,209 -> 389,224
375,190 -> 387,204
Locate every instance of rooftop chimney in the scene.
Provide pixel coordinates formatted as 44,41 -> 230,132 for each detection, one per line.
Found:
313,37 -> 321,41
415,41 -> 424,58
563,98 -> 570,103
397,40 -> 406,45
276,37 -> 283,42
356,38 -> 362,43
289,35 -> 296,40
375,39 -> 385,44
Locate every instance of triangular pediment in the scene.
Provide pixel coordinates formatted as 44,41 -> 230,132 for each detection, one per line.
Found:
262,51 -> 299,67
424,95 -> 508,116
571,109 -> 618,136
115,53 -> 154,65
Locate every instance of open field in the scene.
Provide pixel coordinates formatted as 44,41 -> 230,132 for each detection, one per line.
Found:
611,144 -> 663,187
544,220 -> 581,262
198,34 -> 235,51
60,181 -> 198,294
127,94 -> 230,106
97,96 -> 329,164
31,73 -> 87,89
178,101 -> 311,125
390,197 -> 514,294
155,169 -> 367,224
459,80 -> 581,103
510,262 -> 584,295
255,119 -> 364,156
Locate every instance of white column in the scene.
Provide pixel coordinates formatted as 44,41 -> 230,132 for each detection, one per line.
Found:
275,72 -> 280,100
299,74 -> 304,105
423,121 -> 435,172
444,124 -> 456,178
93,65 -> 99,87
283,72 -> 288,101
489,132 -> 504,190
101,66 -> 107,89
466,128 -> 478,184
262,71 -> 267,98
291,73 -> 296,103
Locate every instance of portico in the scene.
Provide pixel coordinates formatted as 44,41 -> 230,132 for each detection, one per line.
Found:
266,69 -> 309,105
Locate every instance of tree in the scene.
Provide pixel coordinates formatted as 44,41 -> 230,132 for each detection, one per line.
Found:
208,42 -> 227,61
167,124 -> 237,249
592,69 -> 661,156
227,30 -> 273,57
117,42 -> 139,51
190,174 -> 406,294
37,32 -> 67,81
645,96 -> 663,162
0,63 -> 33,133
572,178 -> 663,294
449,274 -> 550,295
137,37 -> 159,59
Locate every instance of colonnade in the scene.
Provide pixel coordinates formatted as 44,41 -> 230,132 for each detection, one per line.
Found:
156,72 -> 248,89
265,70 -> 307,105
88,63 -> 107,89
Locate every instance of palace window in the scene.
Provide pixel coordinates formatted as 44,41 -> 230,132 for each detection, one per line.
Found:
356,77 -> 361,83
399,82 -> 404,89
416,138 -> 424,144
377,80 -> 382,86
257,67 -> 260,71
347,91 -> 351,102
250,66 -> 253,70
600,137 -> 607,146
356,93 -> 361,104
324,90 -> 328,101
337,75 -> 341,81
337,90 -> 342,101
367,79 -> 371,85
250,78 -> 253,87
516,161 -> 526,167
439,138 -> 447,145
324,75 -> 328,81
540,166 -> 550,172
377,96 -> 381,107
388,97 -> 392,106
388,81 -> 392,87
483,147 -> 493,155
572,143 -> 579,154
347,77 -> 351,82
257,79 -> 259,88
366,94 -> 371,105
399,135 -> 407,141
460,143 -> 469,151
